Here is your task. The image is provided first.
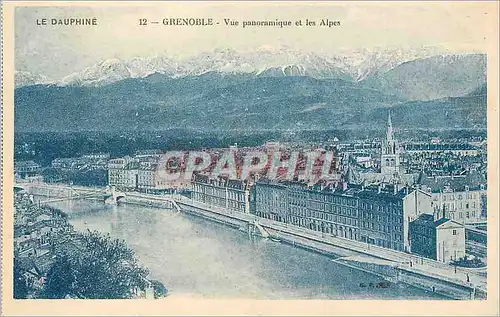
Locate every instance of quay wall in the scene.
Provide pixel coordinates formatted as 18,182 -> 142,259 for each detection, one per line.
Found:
177,203 -> 247,229
173,199 -> 482,300
120,196 -> 176,210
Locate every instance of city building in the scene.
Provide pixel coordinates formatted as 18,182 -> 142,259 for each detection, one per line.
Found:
418,171 -> 487,224
14,160 -> 42,179
108,154 -> 192,191
191,174 -> 251,213
355,155 -> 377,169
137,163 -> 158,190
134,149 -> 163,159
51,154 -> 109,171
409,213 -> 466,263
356,186 -> 433,252
403,143 -> 480,157
51,158 -> 80,169
337,141 -> 380,154
264,141 -> 281,153
108,156 -> 139,190
253,179 -> 433,253
81,153 -> 110,160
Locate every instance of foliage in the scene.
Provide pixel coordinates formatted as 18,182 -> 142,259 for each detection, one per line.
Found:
69,169 -> 108,187
43,167 -> 108,187
42,167 -> 69,183
150,279 -> 168,299
13,259 -> 28,299
40,231 -> 149,299
40,253 -> 75,299
45,205 -> 68,219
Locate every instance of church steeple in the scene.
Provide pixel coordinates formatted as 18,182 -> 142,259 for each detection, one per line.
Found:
380,109 -> 400,176
386,111 -> 394,143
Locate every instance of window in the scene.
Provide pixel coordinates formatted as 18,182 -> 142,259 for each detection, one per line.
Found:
452,230 -> 457,235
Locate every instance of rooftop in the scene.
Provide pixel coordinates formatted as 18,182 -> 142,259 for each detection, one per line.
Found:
417,171 -> 486,192
404,143 -> 478,151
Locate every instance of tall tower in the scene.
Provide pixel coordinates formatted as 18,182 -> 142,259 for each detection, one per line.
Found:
380,111 -> 400,176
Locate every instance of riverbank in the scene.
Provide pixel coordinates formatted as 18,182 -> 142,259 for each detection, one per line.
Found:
107,192 -> 485,300
45,196 -> 447,300
125,192 -> 486,300
20,182 -> 486,300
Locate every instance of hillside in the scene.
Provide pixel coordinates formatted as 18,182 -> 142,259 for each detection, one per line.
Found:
363,54 -> 486,101
14,71 -> 486,133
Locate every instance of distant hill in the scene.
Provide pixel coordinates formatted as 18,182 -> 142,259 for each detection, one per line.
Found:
14,70 -> 486,133
467,83 -> 487,96
14,48 -> 488,133
353,90 -> 487,131
363,54 -> 486,101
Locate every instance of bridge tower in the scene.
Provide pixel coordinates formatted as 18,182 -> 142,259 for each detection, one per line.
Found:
105,186 -> 126,205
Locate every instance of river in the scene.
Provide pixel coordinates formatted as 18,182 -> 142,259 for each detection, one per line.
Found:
45,198 -> 445,300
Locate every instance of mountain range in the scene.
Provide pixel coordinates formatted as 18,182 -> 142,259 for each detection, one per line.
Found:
14,47 -> 487,133
16,46 -> 458,87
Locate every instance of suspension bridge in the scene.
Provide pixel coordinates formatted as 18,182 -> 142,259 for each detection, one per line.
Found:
14,183 -> 127,205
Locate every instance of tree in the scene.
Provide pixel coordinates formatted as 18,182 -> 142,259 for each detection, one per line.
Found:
13,259 -> 28,299
43,231 -> 149,299
70,169 -> 108,187
40,253 -> 75,299
41,167 -> 68,183
150,279 -> 168,299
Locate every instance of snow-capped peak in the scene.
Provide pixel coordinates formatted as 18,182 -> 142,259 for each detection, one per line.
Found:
19,45 -> 473,88
15,71 -> 50,88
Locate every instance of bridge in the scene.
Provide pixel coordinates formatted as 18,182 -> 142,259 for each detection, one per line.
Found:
14,183 -> 127,205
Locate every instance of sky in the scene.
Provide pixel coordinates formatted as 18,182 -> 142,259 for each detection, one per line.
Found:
14,2 -> 495,80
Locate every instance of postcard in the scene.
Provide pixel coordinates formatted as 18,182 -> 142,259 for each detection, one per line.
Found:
1,1 -> 499,316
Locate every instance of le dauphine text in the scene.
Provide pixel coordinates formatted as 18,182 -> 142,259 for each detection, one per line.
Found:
36,17 -> 98,26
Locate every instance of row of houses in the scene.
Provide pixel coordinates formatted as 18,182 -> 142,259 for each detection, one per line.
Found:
14,160 -> 42,181
417,171 -> 487,223
403,143 -> 481,156
190,175 -> 466,263
14,195 -> 70,258
51,153 -> 110,170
